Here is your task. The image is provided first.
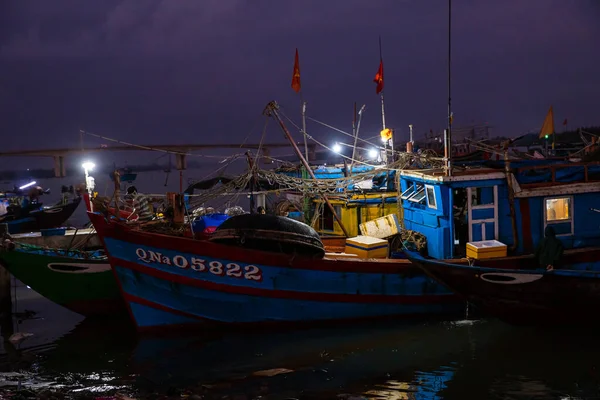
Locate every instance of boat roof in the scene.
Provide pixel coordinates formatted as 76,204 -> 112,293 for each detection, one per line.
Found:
398,167 -> 506,183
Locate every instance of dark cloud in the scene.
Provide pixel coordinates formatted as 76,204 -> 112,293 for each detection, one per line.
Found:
1,0 -> 599,170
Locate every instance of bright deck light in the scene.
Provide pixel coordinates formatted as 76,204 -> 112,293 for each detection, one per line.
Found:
82,162 -> 95,171
332,143 -> 342,153
368,149 -> 378,159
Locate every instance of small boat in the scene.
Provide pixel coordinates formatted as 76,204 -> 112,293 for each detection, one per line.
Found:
109,167 -> 137,183
0,238 -> 125,317
0,196 -> 83,234
404,248 -> 600,326
87,210 -> 462,332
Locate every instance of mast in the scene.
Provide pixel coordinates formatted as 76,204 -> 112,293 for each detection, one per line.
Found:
264,101 -> 350,237
350,102 -> 357,172
349,104 -> 366,173
446,0 -> 453,176
378,36 -> 389,164
302,101 -> 309,160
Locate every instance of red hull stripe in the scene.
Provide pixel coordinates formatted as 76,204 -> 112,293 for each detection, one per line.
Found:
112,257 -> 459,305
99,219 -> 416,274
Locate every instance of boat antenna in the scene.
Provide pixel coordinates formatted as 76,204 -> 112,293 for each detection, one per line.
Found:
445,0 -> 453,176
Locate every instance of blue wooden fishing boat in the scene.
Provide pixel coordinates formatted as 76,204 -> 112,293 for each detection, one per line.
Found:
404,251 -> 600,325
397,158 -> 600,325
87,210 -> 462,332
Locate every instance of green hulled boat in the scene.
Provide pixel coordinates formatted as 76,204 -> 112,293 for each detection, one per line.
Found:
0,240 -> 125,317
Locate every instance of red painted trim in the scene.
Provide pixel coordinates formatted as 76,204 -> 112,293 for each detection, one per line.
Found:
112,257 -> 459,305
87,212 -> 418,274
520,199 -> 533,253
124,292 -> 462,334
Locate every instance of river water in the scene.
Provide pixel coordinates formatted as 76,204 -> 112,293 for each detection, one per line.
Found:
1,282 -> 599,399
2,171 -> 600,398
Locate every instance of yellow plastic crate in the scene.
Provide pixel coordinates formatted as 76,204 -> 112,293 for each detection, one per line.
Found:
344,235 -> 389,259
359,213 -> 401,239
466,240 -> 507,260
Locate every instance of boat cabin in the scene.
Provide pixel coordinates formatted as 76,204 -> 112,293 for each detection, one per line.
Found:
399,161 -> 600,260
278,164 -> 400,238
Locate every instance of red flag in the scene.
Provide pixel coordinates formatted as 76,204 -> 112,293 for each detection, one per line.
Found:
291,49 -> 301,93
373,60 -> 384,94
563,118 -> 568,126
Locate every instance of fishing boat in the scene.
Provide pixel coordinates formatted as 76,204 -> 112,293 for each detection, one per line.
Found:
83,101 -> 467,331
0,238 -> 125,317
87,210 -> 460,331
0,195 -> 83,234
404,252 -> 600,325
109,166 -> 137,183
397,157 -> 600,325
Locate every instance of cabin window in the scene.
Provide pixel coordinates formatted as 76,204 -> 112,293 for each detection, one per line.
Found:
545,197 -> 571,222
471,187 -> 494,207
544,196 -> 573,235
408,185 -> 426,204
425,185 -> 437,209
401,182 -> 415,200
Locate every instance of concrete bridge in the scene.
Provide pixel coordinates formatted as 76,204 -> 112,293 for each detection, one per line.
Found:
0,143 -> 316,177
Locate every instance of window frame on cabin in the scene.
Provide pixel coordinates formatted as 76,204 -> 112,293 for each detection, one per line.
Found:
400,183 -> 415,200
543,196 -> 573,236
425,185 -> 437,209
407,185 -> 426,204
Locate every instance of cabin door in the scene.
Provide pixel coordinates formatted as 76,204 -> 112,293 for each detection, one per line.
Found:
466,186 -> 499,242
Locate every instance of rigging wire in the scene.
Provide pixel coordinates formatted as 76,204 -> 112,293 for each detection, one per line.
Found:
80,130 -> 246,160
279,109 -> 401,170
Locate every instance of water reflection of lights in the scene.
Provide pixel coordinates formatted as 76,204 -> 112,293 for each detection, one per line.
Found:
364,380 -> 417,399
362,368 -> 455,399
84,373 -> 117,382
72,385 -> 128,393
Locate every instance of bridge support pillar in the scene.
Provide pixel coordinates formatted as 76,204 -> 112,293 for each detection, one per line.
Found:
53,156 -> 66,178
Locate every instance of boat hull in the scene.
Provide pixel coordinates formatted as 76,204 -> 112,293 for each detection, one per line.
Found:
405,249 -> 600,325
0,246 -> 125,317
88,212 -> 463,331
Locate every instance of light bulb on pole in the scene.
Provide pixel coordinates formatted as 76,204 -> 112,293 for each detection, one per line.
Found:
332,143 -> 342,154
82,161 -> 96,195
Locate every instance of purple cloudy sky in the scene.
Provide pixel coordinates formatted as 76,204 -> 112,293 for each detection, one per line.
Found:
1,0 -> 599,163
